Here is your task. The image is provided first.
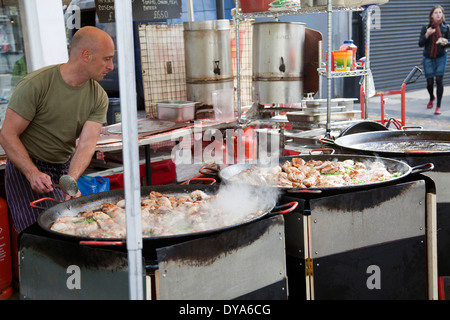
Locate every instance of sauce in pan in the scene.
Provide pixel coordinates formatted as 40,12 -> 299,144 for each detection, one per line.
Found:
352,141 -> 450,152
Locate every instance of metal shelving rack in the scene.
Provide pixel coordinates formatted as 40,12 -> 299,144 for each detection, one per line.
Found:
323,0 -> 370,136
232,0 -> 370,137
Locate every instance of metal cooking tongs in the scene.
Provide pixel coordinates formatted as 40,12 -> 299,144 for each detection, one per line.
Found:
30,176 -> 79,211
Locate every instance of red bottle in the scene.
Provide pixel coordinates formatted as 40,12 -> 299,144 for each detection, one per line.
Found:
340,40 -> 357,71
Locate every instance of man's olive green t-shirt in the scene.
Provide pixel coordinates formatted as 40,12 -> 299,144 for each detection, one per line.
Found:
7,64 -> 108,164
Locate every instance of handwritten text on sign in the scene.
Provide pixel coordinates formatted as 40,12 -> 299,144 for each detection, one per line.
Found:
95,0 -> 182,23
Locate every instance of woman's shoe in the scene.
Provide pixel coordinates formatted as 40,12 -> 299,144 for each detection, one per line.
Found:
427,98 -> 435,109
435,107 -> 441,115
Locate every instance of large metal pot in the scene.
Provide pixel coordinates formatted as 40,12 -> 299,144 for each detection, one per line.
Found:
252,21 -> 305,104
183,20 -> 234,105
34,184 -> 296,245
218,154 -> 433,197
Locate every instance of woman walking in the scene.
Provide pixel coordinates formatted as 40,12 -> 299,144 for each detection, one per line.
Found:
419,5 -> 450,115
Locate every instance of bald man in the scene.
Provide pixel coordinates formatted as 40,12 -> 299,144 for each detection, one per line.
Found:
0,26 -> 115,233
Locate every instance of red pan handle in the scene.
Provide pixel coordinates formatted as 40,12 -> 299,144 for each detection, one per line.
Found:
318,137 -> 336,145
309,148 -> 335,155
199,166 -> 219,175
181,177 -> 217,185
30,197 -> 62,210
271,201 -> 298,215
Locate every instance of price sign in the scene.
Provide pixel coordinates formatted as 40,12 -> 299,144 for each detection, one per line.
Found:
95,0 -> 182,23
95,0 -> 115,23
133,0 -> 183,21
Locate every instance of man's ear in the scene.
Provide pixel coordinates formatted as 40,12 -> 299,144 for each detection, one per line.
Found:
81,49 -> 91,62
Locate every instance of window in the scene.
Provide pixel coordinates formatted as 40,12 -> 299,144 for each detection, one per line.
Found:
0,0 -> 25,126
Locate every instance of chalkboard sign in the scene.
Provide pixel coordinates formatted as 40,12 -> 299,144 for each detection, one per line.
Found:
95,0 -> 115,23
133,0 -> 183,21
95,0 -> 182,23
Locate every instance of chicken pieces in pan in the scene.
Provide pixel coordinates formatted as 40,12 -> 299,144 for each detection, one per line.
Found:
231,158 -> 400,189
50,189 -> 263,239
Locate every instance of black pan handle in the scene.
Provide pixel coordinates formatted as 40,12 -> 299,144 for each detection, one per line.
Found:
287,188 -> 323,194
30,197 -> 62,210
271,201 -> 298,215
410,163 -> 434,174
403,150 -> 435,155
79,241 -> 124,246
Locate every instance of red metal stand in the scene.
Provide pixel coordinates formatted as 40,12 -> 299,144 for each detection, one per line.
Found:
359,66 -> 422,130
360,83 -> 406,130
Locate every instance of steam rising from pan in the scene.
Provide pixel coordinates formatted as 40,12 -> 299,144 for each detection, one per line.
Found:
205,182 -> 281,226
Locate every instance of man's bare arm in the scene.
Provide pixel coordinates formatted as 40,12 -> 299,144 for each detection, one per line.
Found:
65,120 -> 102,199
0,108 -> 53,193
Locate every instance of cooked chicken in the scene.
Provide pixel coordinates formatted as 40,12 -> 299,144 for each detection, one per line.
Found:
50,188 -> 261,239
230,157 -> 401,189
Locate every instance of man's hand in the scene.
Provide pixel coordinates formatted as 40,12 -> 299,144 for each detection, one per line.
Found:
28,170 -> 54,194
65,190 -> 82,201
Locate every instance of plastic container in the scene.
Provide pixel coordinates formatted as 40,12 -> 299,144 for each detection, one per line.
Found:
340,40 -> 357,71
212,88 -> 235,122
240,0 -> 273,13
332,51 -> 352,72
78,175 -> 110,196
157,101 -> 196,122
107,98 -> 121,125
106,160 -> 176,190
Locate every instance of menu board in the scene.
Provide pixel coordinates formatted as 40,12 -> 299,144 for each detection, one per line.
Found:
95,0 -> 182,23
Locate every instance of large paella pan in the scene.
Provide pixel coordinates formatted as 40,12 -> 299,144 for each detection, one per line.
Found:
34,184 -> 297,243
218,154 -> 433,194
